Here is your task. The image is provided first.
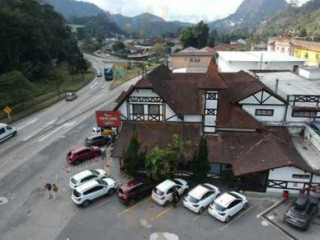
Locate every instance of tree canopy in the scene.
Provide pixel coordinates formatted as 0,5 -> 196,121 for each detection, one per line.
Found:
0,0 -> 86,81
179,21 -> 209,48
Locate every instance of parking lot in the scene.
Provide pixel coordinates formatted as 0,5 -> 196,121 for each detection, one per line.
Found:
55,156 -> 291,240
267,198 -> 320,240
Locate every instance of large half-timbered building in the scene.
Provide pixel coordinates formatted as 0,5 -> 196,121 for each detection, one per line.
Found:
112,62 -> 320,194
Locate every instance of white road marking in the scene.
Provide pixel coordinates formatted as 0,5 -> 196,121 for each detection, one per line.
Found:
37,121 -> 76,143
150,232 -> 179,240
88,80 -> 97,87
101,83 -> 106,89
0,155 -> 16,169
18,118 -> 38,130
23,119 -> 56,141
90,82 -> 99,89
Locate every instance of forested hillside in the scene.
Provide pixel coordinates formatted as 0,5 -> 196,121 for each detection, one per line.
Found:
257,0 -> 320,39
0,0 -> 87,107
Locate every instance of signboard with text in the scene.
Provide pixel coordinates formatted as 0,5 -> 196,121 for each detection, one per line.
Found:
96,111 -> 121,127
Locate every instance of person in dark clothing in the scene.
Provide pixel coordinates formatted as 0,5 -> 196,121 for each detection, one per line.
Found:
45,183 -> 52,199
172,187 -> 180,208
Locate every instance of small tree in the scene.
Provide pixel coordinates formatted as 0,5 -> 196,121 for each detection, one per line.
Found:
145,147 -> 171,181
192,136 -> 210,182
166,134 -> 188,172
123,131 -> 144,177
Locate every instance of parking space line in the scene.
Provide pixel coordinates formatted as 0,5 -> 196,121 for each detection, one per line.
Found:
117,197 -> 150,217
0,155 -> 16,169
220,206 -> 253,231
151,207 -> 174,221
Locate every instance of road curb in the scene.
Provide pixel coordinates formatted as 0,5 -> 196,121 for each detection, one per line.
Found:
256,198 -> 286,218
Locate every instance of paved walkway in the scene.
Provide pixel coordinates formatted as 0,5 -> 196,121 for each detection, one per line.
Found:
105,145 -> 130,186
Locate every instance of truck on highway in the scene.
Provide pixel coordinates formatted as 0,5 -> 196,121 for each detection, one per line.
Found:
104,64 -> 114,81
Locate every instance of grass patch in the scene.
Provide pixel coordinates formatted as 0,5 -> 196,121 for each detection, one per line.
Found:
109,62 -> 159,90
0,63 -> 94,123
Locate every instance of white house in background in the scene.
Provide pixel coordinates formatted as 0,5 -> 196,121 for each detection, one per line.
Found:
216,51 -> 306,73
253,68 -> 320,126
268,37 -> 292,55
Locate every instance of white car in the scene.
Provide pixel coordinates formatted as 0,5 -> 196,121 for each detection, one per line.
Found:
152,178 -> 189,206
71,177 -> 116,207
69,169 -> 106,189
208,191 -> 248,222
92,127 -> 102,135
0,123 -> 17,143
183,183 -> 220,214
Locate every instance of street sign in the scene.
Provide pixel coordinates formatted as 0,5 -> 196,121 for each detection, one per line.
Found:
3,106 -> 12,114
96,111 -> 121,127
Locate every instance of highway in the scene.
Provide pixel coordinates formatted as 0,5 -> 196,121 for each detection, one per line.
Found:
0,54 -> 140,240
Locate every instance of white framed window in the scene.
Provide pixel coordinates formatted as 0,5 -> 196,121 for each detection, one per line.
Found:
255,109 -> 274,116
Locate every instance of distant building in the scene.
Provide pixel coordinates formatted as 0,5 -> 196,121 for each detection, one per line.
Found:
268,37 -> 320,66
291,39 -> 320,66
170,47 -> 216,72
216,51 -> 305,73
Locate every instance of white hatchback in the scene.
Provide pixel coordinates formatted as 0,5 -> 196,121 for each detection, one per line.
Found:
69,169 -> 106,189
71,177 -> 116,207
183,183 -> 220,214
208,191 -> 248,222
152,178 -> 189,206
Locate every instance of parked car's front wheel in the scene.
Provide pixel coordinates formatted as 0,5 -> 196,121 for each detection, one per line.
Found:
82,200 -> 90,208
225,216 -> 231,223
198,207 -> 204,214
243,203 -> 248,210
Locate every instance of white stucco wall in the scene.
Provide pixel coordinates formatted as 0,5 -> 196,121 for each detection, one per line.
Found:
165,104 -> 180,122
118,101 -> 128,120
267,166 -> 319,194
217,58 -> 303,73
183,115 -> 202,123
242,105 -> 286,123
130,89 -> 159,97
304,125 -> 320,152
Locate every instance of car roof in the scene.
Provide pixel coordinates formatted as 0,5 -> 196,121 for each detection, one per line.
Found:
73,170 -> 95,181
215,192 -> 236,208
189,184 -> 211,200
76,180 -> 99,192
71,146 -> 89,153
156,179 -> 176,192
120,179 -> 143,191
87,134 -> 103,140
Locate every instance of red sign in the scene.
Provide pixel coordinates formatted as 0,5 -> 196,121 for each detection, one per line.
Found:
96,111 -> 121,127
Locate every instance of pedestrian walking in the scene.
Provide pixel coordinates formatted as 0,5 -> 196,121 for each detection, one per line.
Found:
172,187 -> 179,208
100,146 -> 106,159
52,184 -> 59,201
44,183 -> 52,200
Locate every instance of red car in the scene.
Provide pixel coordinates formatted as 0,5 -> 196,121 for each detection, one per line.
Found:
116,179 -> 157,205
67,146 -> 101,165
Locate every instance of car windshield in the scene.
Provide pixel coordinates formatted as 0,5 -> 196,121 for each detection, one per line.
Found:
187,195 -> 199,204
172,179 -> 181,185
73,190 -> 81,197
96,179 -> 107,186
213,202 -> 226,212
67,151 -> 72,156
90,170 -> 99,175
71,178 -> 77,184
154,188 -> 164,196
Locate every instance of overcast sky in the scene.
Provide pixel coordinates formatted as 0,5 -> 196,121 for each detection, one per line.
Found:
78,0 -> 311,22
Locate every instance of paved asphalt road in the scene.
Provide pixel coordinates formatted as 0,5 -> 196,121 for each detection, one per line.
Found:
0,54 -> 291,240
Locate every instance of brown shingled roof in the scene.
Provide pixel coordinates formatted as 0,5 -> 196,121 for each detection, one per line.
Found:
207,127 -> 313,176
291,39 -> 320,52
220,71 -> 287,104
111,122 -> 201,158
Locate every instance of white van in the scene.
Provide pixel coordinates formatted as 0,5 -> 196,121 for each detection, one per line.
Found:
0,123 -> 17,143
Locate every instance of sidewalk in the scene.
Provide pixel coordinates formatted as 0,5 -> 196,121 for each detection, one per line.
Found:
105,145 -> 130,185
